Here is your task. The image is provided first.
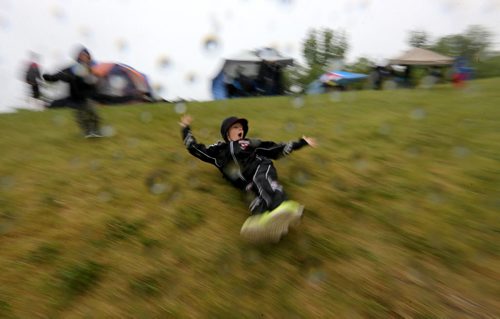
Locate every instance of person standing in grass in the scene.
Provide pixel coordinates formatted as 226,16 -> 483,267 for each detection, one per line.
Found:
43,47 -> 102,138
24,51 -> 44,108
179,114 -> 317,242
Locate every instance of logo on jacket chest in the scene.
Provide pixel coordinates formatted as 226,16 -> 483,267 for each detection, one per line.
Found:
238,140 -> 250,150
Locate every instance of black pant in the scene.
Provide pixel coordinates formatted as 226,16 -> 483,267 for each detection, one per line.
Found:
73,100 -> 100,135
248,160 -> 287,214
30,84 -> 40,99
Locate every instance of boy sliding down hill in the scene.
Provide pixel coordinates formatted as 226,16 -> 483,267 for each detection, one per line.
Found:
180,114 -> 316,242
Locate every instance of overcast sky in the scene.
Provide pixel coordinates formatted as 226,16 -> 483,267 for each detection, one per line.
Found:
0,0 -> 499,112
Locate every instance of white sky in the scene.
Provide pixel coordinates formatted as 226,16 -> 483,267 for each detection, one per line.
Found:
0,0 -> 499,112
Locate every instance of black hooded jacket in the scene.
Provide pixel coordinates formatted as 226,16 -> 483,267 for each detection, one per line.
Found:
43,48 -> 97,103
181,117 -> 308,189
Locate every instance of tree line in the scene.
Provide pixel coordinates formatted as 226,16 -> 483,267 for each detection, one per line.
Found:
286,25 -> 498,91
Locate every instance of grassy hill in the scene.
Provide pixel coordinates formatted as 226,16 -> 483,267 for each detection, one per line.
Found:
0,79 -> 499,318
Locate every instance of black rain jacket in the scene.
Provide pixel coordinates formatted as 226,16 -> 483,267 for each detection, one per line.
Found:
181,117 -> 308,189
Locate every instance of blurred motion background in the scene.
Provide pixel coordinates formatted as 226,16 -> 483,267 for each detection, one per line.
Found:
0,0 -> 499,111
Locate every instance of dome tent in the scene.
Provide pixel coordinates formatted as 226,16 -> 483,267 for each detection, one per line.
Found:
92,63 -> 154,104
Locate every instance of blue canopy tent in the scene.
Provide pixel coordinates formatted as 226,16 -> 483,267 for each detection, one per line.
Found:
307,70 -> 368,94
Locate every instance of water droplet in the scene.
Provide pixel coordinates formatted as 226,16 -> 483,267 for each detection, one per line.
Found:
186,72 -> 197,84
427,192 -> 444,204
78,26 -> 92,39
452,146 -> 470,158
306,267 -> 327,286
98,191 -> 112,202
127,138 -> 140,148
52,115 -> 66,127
152,82 -> 165,95
292,97 -> 304,108
109,75 -> 127,92
157,55 -> 171,70
378,123 -> 391,135
151,183 -> 166,195
406,146 -> 420,157
284,122 -> 296,133
353,159 -> 369,172
174,102 -> 187,114
70,157 -> 82,169
290,85 -> 302,94
223,163 -> 241,180
383,80 -> 397,90
140,111 -> 153,123
410,108 -> 426,120
420,75 -> 437,89
0,176 -> 14,190
329,91 -> 342,102
50,6 -> 66,21
115,38 -> 128,52
90,160 -> 101,170
102,125 -> 115,137
202,35 -> 221,54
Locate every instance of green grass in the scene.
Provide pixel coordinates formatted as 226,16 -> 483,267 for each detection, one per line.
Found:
0,79 -> 499,318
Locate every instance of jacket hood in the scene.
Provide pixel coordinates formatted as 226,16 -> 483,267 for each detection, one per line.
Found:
220,116 -> 248,142
75,47 -> 92,64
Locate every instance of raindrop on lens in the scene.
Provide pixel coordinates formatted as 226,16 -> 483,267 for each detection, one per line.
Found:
98,191 -> 112,202
51,6 -> 65,21
157,55 -> 171,69
151,183 -> 166,195
90,160 -> 101,170
378,123 -> 391,135
383,80 -> 397,90
52,115 -> 66,127
452,146 -> 470,158
140,111 -> 152,123
0,176 -> 14,190
152,82 -> 165,95
102,125 -> 115,137
292,97 -> 304,108
330,91 -> 341,102
410,108 -> 426,120
186,72 -> 197,84
109,75 -> 127,91
202,35 -> 220,53
420,75 -> 437,89
354,159 -> 369,172
284,122 -> 296,133
115,38 -> 128,52
290,85 -> 302,94
174,102 -> 187,114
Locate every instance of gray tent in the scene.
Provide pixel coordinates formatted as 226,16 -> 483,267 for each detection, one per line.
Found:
220,47 -> 294,79
212,47 -> 294,99
389,47 -> 454,66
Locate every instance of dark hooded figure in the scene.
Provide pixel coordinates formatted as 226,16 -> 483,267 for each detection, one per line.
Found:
179,114 -> 317,242
25,51 -> 42,100
43,47 -> 102,138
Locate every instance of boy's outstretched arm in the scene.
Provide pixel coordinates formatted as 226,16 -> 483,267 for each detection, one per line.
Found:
302,135 -> 317,148
179,115 -> 224,168
43,68 -> 72,83
255,135 -> 317,159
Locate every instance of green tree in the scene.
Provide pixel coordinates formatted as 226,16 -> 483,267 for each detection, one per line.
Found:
303,28 -> 348,69
346,57 -> 375,74
303,29 -> 320,68
432,25 -> 492,61
407,30 -> 430,48
291,28 -> 349,90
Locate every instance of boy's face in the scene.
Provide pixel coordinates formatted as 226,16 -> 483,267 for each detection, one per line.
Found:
227,122 -> 244,141
79,53 -> 91,66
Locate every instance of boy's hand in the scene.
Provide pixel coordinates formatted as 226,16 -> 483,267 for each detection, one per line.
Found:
302,135 -> 317,148
179,114 -> 192,127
